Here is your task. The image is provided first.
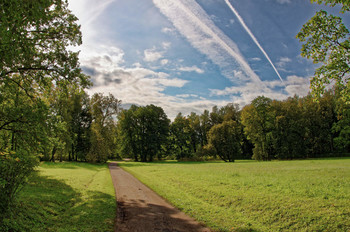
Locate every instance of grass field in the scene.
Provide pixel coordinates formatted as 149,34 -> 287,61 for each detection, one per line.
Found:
119,158 -> 350,232
5,162 -> 116,232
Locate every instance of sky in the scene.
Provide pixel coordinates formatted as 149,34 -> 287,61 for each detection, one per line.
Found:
67,0 -> 350,119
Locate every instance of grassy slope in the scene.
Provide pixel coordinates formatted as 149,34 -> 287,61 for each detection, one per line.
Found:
7,162 -> 116,232
119,159 -> 350,232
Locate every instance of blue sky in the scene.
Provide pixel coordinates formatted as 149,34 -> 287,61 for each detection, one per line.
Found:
68,0 -> 349,119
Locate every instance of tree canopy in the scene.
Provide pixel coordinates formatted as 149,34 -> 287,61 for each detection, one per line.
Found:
297,0 -> 350,102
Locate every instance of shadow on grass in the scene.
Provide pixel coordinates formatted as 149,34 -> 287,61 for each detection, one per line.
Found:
3,172 -> 115,232
40,161 -> 108,171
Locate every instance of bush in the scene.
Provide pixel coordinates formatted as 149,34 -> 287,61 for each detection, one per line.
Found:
0,150 -> 38,222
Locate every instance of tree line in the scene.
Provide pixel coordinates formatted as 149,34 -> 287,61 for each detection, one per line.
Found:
116,89 -> 349,162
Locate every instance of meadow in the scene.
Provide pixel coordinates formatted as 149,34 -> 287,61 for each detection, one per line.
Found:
4,162 -> 116,232
119,158 -> 350,232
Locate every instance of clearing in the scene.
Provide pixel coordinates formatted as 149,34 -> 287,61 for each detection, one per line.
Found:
118,158 -> 350,231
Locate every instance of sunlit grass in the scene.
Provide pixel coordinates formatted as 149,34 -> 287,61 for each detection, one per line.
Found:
5,162 -> 116,232
119,158 -> 350,231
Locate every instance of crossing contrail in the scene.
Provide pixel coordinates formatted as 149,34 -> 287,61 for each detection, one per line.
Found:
224,0 -> 284,82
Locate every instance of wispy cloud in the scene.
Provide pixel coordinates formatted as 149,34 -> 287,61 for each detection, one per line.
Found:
144,47 -> 164,62
210,75 -> 310,106
224,0 -> 284,82
68,0 -> 115,44
276,57 -> 292,68
152,0 -> 262,84
276,0 -> 291,4
178,65 -> 204,74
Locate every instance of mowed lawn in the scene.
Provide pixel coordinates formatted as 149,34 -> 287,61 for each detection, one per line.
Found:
8,162 -> 116,232
119,158 -> 350,232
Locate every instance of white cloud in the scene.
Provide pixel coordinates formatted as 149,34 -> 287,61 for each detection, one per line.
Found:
276,0 -> 291,4
176,94 -> 200,98
162,42 -> 172,49
153,0 -> 262,84
277,57 -> 292,68
161,27 -> 176,34
251,57 -> 262,61
143,47 -> 164,62
210,75 -> 310,106
160,59 -> 169,65
178,65 -> 204,74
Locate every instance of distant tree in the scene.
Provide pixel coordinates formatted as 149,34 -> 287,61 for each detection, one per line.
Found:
199,110 -> 211,146
297,0 -> 350,102
333,95 -> 350,152
301,93 -> 336,157
221,103 -> 240,122
188,112 -> 201,154
117,105 -> 170,162
88,93 -> 120,162
271,97 -> 307,159
169,113 -> 192,159
210,106 -> 224,125
117,105 -> 140,161
241,96 -> 274,161
207,120 -> 242,162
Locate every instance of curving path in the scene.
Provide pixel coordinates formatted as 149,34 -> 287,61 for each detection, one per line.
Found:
109,162 -> 211,232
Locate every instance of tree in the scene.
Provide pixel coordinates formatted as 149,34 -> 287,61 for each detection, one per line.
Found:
241,96 -> 274,161
199,110 -> 211,146
117,105 -> 170,162
0,0 -> 88,221
271,97 -> 307,159
297,0 -> 350,102
207,120 -> 242,162
169,113 -> 192,160
88,93 -> 120,163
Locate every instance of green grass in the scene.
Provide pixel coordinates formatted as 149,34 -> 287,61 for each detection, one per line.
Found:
119,158 -> 350,232
5,162 -> 116,232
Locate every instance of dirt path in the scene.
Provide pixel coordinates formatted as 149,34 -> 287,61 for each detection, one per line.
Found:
109,162 -> 211,232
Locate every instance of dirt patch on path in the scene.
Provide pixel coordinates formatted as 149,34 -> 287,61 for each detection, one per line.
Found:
109,162 -> 211,232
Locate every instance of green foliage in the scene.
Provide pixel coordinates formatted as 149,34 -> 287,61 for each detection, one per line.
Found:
297,1 -> 350,102
0,0 -> 89,219
241,96 -> 274,161
0,150 -> 38,222
311,0 -> 350,13
332,92 -> 350,152
169,113 -> 193,159
0,0 -> 89,90
208,120 -> 242,162
1,162 -> 115,232
88,93 -> 120,163
118,105 -> 170,162
119,159 -> 350,231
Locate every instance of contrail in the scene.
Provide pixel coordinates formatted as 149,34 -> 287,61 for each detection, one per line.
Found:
153,0 -> 263,84
224,0 -> 284,82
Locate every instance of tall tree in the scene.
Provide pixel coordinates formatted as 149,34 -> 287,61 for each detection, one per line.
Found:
297,0 -> 350,102
0,0 -> 88,220
241,96 -> 274,161
169,113 -> 192,160
88,93 -> 120,163
117,105 -> 170,162
207,120 -> 242,162
0,0 -> 88,221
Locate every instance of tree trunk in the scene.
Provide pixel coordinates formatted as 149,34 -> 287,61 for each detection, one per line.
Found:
50,147 -> 56,162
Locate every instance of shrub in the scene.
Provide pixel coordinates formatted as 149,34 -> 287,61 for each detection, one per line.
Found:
0,150 -> 38,222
